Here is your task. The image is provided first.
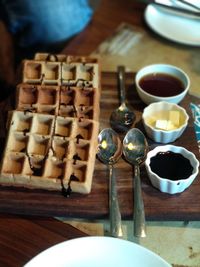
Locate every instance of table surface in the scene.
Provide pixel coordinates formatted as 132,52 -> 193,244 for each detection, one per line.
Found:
0,215 -> 87,267
1,1 -> 200,266
62,0 -> 146,56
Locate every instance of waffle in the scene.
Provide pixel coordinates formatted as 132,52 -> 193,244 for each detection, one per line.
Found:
22,54 -> 100,89
0,53 -> 100,195
16,84 -> 99,120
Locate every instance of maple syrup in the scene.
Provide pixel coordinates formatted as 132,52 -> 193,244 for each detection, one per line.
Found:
139,73 -> 185,97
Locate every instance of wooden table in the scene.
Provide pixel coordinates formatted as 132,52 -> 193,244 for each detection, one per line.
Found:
0,1 -> 200,266
0,215 -> 87,267
63,0 -> 146,56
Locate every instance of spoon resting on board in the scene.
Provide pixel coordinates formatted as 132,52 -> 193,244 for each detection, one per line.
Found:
110,65 -> 135,133
97,128 -> 123,237
123,128 -> 148,237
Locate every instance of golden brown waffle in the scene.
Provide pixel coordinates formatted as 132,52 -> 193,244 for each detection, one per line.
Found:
16,84 -> 100,120
22,54 -> 100,89
0,111 -> 98,194
0,53 -> 100,195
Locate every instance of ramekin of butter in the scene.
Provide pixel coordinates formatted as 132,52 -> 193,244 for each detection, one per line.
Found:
135,64 -> 190,105
142,101 -> 189,143
145,145 -> 199,194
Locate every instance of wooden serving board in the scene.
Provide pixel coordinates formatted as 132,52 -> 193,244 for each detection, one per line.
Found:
0,72 -> 199,221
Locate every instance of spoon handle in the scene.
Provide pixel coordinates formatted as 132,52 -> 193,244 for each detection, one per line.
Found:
117,65 -> 126,104
109,164 -> 123,237
134,164 -> 146,237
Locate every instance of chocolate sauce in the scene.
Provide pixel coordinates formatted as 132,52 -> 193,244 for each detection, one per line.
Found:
70,174 -> 79,182
46,54 -> 58,62
76,134 -> 84,144
80,105 -> 84,111
40,73 -> 45,83
139,73 -> 185,97
61,174 -> 79,197
150,151 -> 193,180
23,129 -> 29,135
73,154 -> 82,164
61,178 -> 71,197
24,108 -> 36,113
31,166 -> 43,176
72,104 -> 77,117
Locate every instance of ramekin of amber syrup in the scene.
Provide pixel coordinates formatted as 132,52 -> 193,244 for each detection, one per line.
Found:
135,63 -> 190,105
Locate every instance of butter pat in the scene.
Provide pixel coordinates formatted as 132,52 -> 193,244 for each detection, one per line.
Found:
169,111 -> 180,127
154,110 -> 180,131
155,119 -> 177,131
166,121 -> 176,130
155,120 -> 168,130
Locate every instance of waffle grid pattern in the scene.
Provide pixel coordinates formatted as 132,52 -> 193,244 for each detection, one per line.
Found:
0,53 -> 100,194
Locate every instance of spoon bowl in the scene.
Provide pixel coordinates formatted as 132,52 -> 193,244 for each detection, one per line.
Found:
110,66 -> 135,133
97,128 -> 123,237
123,128 -> 148,165
123,128 -> 148,237
97,128 -> 122,165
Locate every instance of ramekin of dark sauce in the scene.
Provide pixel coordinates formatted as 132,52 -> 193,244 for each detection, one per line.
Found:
145,145 -> 199,194
150,151 -> 193,181
135,64 -> 190,105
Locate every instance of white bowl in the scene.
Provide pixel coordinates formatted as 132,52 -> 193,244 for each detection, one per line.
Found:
135,64 -> 190,105
142,101 -> 189,143
145,145 -> 199,194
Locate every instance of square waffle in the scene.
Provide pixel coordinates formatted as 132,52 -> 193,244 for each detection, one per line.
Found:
0,53 -> 100,195
22,54 -> 100,89
16,84 -> 100,120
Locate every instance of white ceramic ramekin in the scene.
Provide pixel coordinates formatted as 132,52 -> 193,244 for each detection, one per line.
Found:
135,64 -> 190,105
145,145 -> 199,194
142,101 -> 189,144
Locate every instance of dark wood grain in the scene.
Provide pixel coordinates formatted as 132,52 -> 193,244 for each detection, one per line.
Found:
0,2 -> 198,266
0,71 -> 199,221
62,0 -> 147,56
0,214 -> 87,267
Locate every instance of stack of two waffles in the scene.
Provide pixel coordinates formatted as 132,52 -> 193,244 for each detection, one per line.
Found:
0,53 -> 101,195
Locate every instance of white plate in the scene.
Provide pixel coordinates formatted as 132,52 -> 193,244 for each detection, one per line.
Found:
24,236 -> 171,267
144,4 -> 200,46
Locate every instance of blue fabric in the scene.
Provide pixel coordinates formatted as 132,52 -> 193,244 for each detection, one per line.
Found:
190,103 -> 200,142
0,0 -> 93,48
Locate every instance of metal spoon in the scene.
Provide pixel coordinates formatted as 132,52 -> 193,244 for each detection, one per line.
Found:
123,128 -> 148,237
97,128 -> 123,237
110,65 -> 135,133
